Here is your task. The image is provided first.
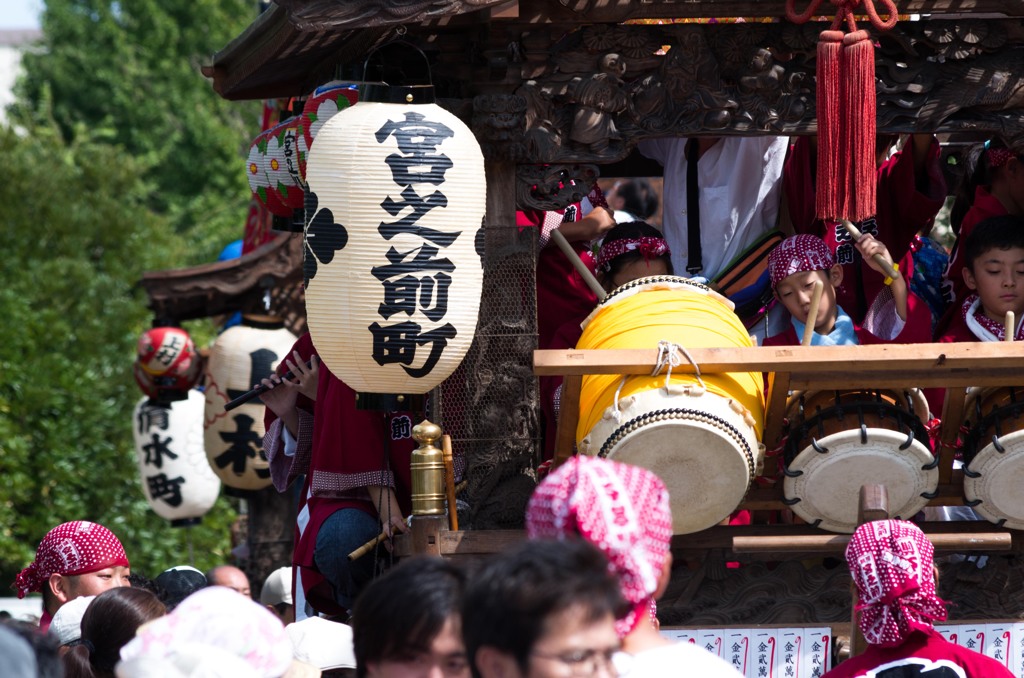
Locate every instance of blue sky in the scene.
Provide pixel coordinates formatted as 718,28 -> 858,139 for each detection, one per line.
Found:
2,0 -> 43,29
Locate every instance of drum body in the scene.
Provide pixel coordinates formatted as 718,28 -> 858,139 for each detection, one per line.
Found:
962,387 -> 1024,529
783,389 -> 936,533
576,276 -> 765,535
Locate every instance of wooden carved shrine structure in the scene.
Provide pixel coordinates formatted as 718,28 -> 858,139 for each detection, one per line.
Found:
145,0 -> 1024,663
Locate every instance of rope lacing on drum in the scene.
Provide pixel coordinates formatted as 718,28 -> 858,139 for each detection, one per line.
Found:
653,340 -> 706,391
611,341 -> 707,420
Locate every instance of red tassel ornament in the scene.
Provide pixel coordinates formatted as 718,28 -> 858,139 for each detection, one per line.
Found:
786,0 -> 899,223
816,30 -> 844,221
841,30 -> 877,222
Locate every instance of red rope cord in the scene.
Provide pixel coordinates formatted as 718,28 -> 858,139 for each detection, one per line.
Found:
785,0 -> 899,32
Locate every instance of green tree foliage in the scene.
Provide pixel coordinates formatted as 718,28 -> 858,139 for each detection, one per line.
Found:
0,112 -> 239,588
14,0 -> 260,263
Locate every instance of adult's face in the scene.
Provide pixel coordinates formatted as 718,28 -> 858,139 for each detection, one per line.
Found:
209,566 -> 251,597
366,615 -> 470,678
524,605 -> 619,678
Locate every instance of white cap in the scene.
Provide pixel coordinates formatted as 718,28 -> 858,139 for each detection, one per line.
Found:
49,595 -> 95,646
260,566 -> 294,607
286,617 -> 356,670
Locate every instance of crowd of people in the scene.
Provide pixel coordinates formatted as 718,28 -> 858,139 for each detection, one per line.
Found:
5,458 -> 1014,677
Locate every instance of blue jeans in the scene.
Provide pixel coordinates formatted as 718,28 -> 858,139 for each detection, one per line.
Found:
313,508 -> 383,611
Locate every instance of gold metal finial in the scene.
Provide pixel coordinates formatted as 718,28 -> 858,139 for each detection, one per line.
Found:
410,420 -> 446,516
406,93 -> 414,102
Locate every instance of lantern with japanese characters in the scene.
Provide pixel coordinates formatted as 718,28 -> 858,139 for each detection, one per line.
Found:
247,123 -> 301,218
134,390 -> 220,526
203,316 -> 297,490
134,327 -> 203,402
302,80 -> 486,399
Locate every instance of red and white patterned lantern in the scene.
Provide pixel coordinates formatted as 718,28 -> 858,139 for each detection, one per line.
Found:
298,82 -> 358,181
247,126 -> 294,217
134,328 -> 202,402
203,317 -> 297,490
134,390 -> 220,526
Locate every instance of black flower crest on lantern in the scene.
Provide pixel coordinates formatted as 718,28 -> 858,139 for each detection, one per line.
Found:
303,189 -> 348,286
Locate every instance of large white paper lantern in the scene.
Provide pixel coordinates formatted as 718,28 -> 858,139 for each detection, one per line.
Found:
203,317 -> 297,490
303,95 -> 486,397
134,390 -> 220,526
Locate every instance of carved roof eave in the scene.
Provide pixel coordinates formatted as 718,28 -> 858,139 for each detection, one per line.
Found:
139,233 -> 303,323
204,0 -> 1024,101
273,0 -> 512,32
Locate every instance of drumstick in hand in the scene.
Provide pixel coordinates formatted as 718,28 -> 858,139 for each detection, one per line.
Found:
348,531 -> 388,561
841,220 -> 899,281
550,229 -> 608,302
802,280 -> 824,347
1006,311 -> 1016,342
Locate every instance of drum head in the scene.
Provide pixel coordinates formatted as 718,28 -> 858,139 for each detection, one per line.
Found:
581,388 -> 759,535
783,428 -> 938,533
606,416 -> 754,535
964,431 -> 1024,530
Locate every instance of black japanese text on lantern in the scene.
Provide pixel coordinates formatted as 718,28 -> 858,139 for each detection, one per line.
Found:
138,404 -> 186,507
369,111 -> 460,379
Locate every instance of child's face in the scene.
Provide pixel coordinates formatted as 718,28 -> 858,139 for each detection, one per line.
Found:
775,267 -> 841,333
963,246 -> 1024,323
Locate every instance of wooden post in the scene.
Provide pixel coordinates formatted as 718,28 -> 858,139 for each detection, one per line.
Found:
246,484 -> 297,601
850,485 -> 889,658
409,515 -> 447,557
458,154 -> 540,528
553,374 -> 582,467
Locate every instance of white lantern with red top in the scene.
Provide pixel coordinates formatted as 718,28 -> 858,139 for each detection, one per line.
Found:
134,327 -> 203,402
203,316 -> 297,491
134,390 -> 220,526
302,49 -> 486,402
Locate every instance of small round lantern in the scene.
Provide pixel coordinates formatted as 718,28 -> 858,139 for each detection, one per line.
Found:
134,390 -> 220,526
135,328 -> 203,402
203,316 -> 297,491
302,50 -> 486,400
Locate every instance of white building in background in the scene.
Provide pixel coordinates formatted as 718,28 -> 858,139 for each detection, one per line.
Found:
0,29 -> 42,125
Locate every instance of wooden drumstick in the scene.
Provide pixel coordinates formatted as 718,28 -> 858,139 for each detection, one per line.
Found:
802,279 -> 824,346
1006,311 -> 1016,342
550,229 -> 608,301
441,434 -> 459,532
841,220 -> 899,281
348,531 -> 387,561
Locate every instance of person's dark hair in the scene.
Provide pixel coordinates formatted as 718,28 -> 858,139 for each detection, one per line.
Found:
462,538 -> 629,678
63,587 -> 166,678
126,572 -> 159,595
4,619 -> 63,678
351,557 -> 466,678
963,215 -> 1024,272
951,138 -> 1022,235
598,220 -> 673,283
153,567 -> 207,611
616,179 -> 658,220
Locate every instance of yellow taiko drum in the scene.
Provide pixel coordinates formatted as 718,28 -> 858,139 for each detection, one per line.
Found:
575,276 -> 765,534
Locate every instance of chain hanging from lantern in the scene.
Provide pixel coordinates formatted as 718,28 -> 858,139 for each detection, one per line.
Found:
203,315 -> 297,491
134,390 -> 221,526
302,42 -> 486,408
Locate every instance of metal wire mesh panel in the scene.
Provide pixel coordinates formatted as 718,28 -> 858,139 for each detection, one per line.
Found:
435,224 -> 541,529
